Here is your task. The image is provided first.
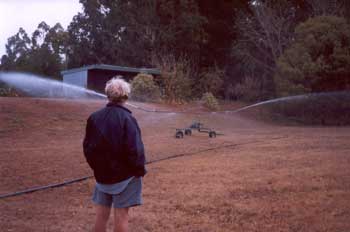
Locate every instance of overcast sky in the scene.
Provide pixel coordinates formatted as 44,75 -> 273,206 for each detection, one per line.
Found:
0,0 -> 82,56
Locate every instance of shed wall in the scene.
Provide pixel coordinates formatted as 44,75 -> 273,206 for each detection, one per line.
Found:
62,71 -> 88,87
87,69 -> 137,93
62,67 -> 160,94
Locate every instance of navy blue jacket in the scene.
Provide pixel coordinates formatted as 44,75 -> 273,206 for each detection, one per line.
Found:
83,102 -> 146,184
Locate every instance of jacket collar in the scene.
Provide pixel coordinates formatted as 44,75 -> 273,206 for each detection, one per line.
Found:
106,102 -> 132,114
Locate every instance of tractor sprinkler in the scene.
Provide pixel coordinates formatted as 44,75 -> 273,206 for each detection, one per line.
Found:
175,120 -> 223,138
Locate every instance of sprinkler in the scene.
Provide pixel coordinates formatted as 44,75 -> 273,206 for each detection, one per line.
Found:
175,120 -> 223,138
175,128 -> 192,138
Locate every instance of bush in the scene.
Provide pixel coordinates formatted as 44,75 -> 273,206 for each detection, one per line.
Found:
0,83 -> 20,97
153,54 -> 194,103
202,92 -> 219,111
227,76 -> 261,102
130,73 -> 161,102
0,86 -> 10,96
196,67 -> 224,97
275,16 -> 350,96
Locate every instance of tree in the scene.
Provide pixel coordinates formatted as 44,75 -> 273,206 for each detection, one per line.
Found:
1,28 -> 31,71
232,0 -> 298,99
1,22 -> 68,79
155,0 -> 207,64
67,0 -> 159,68
29,22 -> 68,79
275,16 -> 350,96
67,0 -> 209,66
306,0 -> 346,17
196,0 -> 249,68
67,1 -> 108,67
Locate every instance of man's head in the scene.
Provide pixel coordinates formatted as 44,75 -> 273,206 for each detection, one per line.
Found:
105,77 -> 131,104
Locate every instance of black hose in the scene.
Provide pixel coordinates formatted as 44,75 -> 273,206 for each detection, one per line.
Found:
0,176 -> 92,199
0,137 -> 287,200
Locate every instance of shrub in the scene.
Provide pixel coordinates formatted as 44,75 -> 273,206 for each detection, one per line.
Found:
130,73 -> 161,102
0,83 -> 20,97
153,54 -> 194,103
0,86 -> 10,96
202,92 -> 219,111
275,16 -> 350,96
228,76 -> 261,102
197,67 -> 224,97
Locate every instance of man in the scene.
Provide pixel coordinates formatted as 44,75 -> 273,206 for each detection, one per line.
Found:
83,77 -> 146,232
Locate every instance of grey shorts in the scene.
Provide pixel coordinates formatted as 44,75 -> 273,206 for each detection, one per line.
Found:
92,177 -> 143,208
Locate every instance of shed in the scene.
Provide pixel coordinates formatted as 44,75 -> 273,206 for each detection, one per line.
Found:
61,64 -> 160,93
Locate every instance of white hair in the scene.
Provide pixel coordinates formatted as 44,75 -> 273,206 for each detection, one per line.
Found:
105,76 -> 131,103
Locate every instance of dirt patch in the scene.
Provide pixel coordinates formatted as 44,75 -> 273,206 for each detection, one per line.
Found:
0,97 -> 349,231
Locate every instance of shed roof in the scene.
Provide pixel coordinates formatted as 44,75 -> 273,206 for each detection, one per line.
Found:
61,64 -> 161,76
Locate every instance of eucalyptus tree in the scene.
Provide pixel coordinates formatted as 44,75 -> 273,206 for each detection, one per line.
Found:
67,0 -> 163,67
30,22 -> 68,79
67,0 -> 208,69
1,22 -> 68,79
1,28 -> 31,71
232,0 -> 299,99
275,16 -> 350,96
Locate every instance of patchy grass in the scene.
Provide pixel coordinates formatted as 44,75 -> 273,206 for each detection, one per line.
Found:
0,97 -> 349,232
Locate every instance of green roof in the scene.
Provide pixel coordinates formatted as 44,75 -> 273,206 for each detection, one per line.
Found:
61,64 -> 161,75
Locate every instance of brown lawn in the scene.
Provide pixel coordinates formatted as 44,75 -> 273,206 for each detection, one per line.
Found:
0,97 -> 349,232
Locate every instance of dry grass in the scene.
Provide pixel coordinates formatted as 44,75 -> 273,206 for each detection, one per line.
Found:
0,97 -> 349,231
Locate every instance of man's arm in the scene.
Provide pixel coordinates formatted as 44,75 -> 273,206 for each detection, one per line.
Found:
83,116 -> 109,171
124,116 -> 147,177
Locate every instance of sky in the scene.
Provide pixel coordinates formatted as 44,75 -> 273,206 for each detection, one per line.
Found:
0,0 -> 82,56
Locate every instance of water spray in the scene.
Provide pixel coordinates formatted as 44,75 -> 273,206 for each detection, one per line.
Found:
0,72 -> 106,99
0,72 -> 177,113
1,71 -> 349,119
